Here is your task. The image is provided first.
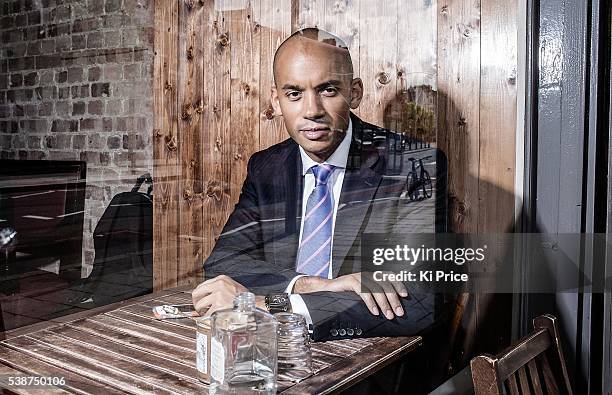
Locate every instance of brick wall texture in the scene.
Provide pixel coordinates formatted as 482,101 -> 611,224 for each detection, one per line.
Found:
0,0 -> 154,274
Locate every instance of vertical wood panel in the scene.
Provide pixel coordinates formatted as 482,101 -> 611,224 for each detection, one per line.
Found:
229,1 -> 261,204
358,0 -> 396,127
153,0 -> 179,291
297,0 -> 326,29
259,0 -> 292,150
177,1 -> 205,286
478,0 -> 517,369
396,0 -> 437,143
437,0 -> 482,367
437,0 -> 481,235
479,0 -> 517,232
201,0 -> 234,268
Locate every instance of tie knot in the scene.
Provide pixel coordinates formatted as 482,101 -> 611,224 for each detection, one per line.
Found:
311,164 -> 335,186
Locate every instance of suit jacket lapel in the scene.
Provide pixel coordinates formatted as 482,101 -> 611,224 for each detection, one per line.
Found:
332,116 -> 383,277
272,143 -> 302,266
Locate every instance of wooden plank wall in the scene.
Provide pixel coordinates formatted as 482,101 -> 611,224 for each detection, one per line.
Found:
153,0 -> 179,291
153,0 -> 518,366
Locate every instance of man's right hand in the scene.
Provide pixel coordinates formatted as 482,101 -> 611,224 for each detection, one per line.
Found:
293,273 -> 409,320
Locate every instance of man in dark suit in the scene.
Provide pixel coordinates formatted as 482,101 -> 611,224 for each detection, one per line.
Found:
192,28 -> 446,341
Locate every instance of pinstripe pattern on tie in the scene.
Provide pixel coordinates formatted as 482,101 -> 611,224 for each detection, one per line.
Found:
296,164 -> 335,277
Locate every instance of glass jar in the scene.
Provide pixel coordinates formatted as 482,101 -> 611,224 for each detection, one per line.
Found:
209,292 -> 278,394
275,312 -> 313,382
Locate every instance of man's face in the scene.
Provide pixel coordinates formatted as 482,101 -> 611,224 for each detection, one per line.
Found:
271,38 -> 363,162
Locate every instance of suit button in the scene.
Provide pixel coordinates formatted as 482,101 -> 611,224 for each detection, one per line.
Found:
330,329 -> 338,336
355,328 -> 362,335
339,329 -> 346,336
347,328 -> 354,336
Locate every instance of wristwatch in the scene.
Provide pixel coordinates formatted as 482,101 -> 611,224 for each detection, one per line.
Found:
265,293 -> 291,314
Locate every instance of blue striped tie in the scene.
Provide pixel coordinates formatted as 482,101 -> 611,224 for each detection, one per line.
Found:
296,164 -> 335,277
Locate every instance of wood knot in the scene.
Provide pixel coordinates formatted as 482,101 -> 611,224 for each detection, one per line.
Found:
234,153 -> 243,160
458,116 -> 467,126
217,33 -> 229,47
181,104 -> 193,120
186,46 -> 194,61
183,188 -> 194,201
254,22 -> 260,33
165,135 -> 177,151
215,137 -> 222,150
376,72 -> 391,85
195,100 -> 204,114
396,70 -> 403,78
206,182 -> 223,201
164,81 -> 173,91
441,5 -> 448,14
242,82 -> 251,94
185,0 -> 195,9
154,129 -> 163,139
263,106 -> 274,120
456,201 -> 467,215
190,159 -> 196,168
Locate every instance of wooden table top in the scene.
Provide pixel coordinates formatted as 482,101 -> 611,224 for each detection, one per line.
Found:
0,287 -> 422,394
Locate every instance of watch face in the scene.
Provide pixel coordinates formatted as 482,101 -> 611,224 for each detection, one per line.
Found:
267,293 -> 289,312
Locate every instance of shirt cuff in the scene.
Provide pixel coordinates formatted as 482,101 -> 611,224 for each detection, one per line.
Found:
289,294 -> 313,332
285,275 -> 307,294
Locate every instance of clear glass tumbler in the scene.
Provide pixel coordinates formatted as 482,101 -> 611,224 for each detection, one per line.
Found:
275,312 -> 313,382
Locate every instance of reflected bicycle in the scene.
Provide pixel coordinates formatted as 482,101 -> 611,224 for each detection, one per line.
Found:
406,156 -> 433,201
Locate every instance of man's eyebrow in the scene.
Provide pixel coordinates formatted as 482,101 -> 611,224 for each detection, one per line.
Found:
281,84 -> 303,90
314,80 -> 343,89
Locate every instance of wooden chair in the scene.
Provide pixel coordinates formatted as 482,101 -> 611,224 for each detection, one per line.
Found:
470,314 -> 573,395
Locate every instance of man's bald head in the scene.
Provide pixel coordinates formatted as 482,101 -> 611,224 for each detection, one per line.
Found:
273,28 -> 354,84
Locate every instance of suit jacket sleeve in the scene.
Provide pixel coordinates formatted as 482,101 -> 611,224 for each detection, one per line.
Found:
301,291 -> 437,341
203,156 -> 303,295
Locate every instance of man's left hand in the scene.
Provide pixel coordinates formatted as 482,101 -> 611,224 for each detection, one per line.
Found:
192,275 -> 248,316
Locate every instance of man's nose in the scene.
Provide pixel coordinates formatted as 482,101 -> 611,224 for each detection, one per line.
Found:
303,92 -> 325,120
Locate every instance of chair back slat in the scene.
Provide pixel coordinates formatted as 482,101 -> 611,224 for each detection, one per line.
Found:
539,353 -> 561,394
527,358 -> 544,395
471,315 -> 573,395
517,366 -> 531,394
506,372 -> 521,394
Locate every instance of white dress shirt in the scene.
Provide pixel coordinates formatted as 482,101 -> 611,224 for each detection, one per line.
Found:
286,119 -> 353,328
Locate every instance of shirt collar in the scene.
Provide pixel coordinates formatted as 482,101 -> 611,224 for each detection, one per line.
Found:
299,118 -> 353,176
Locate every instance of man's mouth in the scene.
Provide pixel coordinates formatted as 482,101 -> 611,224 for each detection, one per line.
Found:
300,126 -> 331,140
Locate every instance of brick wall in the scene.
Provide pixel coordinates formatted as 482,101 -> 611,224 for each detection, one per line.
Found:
0,0 -> 154,275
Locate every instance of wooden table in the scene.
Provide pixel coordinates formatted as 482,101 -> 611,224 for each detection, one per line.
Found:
0,287 -> 422,394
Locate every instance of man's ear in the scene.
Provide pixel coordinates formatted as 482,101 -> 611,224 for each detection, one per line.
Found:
270,86 -> 282,116
349,78 -> 363,109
